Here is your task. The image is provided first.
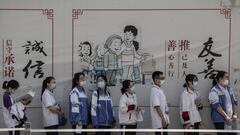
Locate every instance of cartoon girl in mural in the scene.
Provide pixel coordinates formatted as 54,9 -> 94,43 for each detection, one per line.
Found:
104,34 -> 123,86
94,44 -> 107,77
120,25 -> 149,82
78,41 -> 95,82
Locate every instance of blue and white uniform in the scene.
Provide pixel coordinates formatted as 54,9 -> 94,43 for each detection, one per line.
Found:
91,89 -> 115,128
69,86 -> 89,126
209,84 -> 237,123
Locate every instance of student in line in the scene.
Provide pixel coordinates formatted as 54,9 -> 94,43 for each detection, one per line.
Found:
41,76 -> 64,135
180,74 -> 203,135
119,80 -> 142,135
150,71 -> 170,135
2,80 -> 30,135
209,71 -> 238,135
91,75 -> 116,135
69,72 -> 89,135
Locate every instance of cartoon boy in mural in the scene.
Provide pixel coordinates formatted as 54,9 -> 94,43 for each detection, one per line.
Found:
78,41 -> 95,81
120,25 -> 149,82
104,34 -> 123,86
94,43 -> 107,77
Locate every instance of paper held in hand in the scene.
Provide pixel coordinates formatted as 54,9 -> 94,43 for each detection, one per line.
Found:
15,86 -> 35,102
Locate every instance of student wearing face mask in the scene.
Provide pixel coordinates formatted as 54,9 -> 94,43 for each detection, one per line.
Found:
119,80 -> 142,135
180,74 -> 203,135
150,71 -> 170,135
91,75 -> 116,135
69,72 -> 89,135
41,76 -> 64,135
209,71 -> 238,135
2,80 -> 30,135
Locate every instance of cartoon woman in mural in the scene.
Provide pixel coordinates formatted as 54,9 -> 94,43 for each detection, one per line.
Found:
94,43 -> 107,77
104,34 -> 123,86
120,25 -> 149,82
78,41 -> 95,82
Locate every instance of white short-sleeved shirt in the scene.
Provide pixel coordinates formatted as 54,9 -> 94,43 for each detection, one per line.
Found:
150,85 -> 170,129
180,89 -> 202,125
42,90 -> 58,127
118,92 -> 138,125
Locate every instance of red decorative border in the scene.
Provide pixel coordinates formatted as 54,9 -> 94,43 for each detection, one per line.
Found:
0,9 -> 54,78
72,8 -> 232,78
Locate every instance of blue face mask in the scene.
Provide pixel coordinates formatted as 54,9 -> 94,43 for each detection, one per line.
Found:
97,81 -> 106,89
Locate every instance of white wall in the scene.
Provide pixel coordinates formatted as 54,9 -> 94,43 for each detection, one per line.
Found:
0,0 -> 240,135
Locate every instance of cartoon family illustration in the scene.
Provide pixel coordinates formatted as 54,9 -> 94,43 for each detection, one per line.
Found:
78,25 -> 150,85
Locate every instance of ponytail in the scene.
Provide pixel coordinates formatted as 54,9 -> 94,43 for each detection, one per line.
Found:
2,80 -> 19,90
41,76 -> 55,101
2,81 -> 8,89
183,83 -> 187,88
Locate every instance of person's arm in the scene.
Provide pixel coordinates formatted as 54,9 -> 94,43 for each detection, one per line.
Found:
70,91 -> 81,125
42,93 -> 63,116
48,106 -> 64,116
119,95 -> 128,113
216,106 -> 230,120
155,106 -> 168,128
209,91 -> 231,121
230,87 -> 238,118
3,94 -> 13,111
91,91 -> 99,128
180,93 -> 191,127
20,98 -> 32,105
152,90 -> 167,128
110,97 -> 116,126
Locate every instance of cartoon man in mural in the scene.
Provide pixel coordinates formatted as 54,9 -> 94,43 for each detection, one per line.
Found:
78,41 -> 95,81
94,43 -> 107,77
120,25 -> 149,82
104,34 -> 123,86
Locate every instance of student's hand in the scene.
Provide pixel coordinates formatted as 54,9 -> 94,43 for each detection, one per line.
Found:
197,103 -> 203,110
136,106 -> 142,112
20,99 -> 31,105
59,111 -> 64,116
225,116 -> 232,123
232,115 -> 238,121
127,105 -> 136,112
185,123 -> 192,129
162,119 -> 168,128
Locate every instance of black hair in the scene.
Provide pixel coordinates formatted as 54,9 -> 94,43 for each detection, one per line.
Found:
96,75 -> 108,94
152,71 -> 163,81
121,80 -> 131,94
183,74 -> 198,88
41,76 -> 55,101
72,72 -> 85,89
215,71 -> 227,82
79,41 -> 92,57
124,25 -> 138,36
211,71 -> 227,88
2,80 -> 19,90
212,79 -> 217,88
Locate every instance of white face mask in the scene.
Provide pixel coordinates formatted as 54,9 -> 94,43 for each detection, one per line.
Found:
97,81 -> 106,89
193,81 -> 198,86
79,80 -> 86,86
130,85 -> 135,92
51,83 -> 56,90
160,80 -> 165,85
223,79 -> 229,86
